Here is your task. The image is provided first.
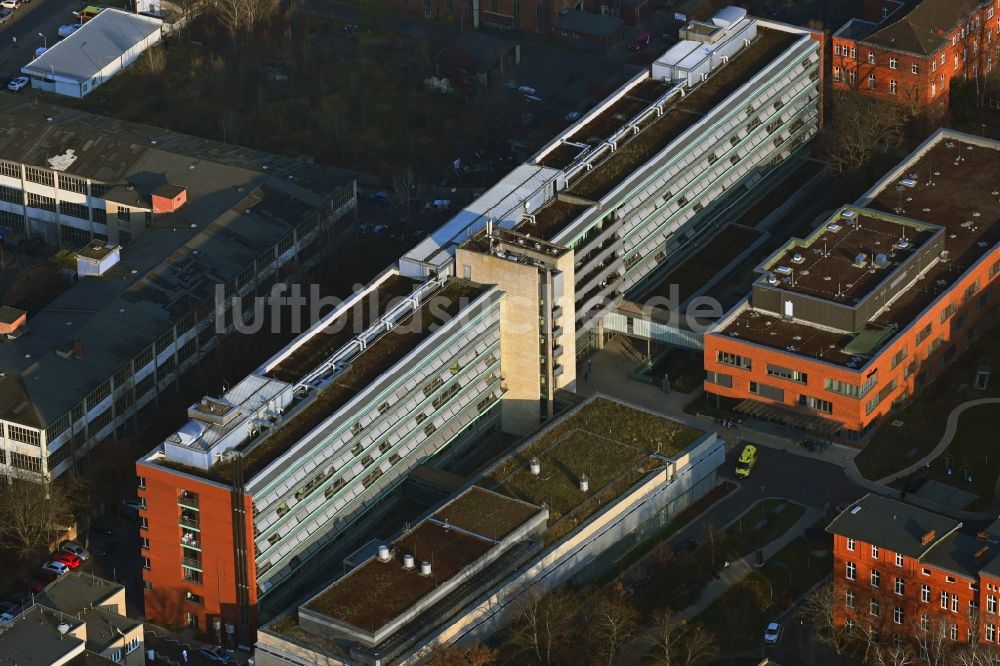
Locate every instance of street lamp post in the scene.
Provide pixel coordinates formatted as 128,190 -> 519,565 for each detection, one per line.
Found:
38,33 -> 46,49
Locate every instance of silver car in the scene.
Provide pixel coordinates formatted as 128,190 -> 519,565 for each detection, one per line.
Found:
60,540 -> 90,561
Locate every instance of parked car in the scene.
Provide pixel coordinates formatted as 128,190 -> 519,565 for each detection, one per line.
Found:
58,24 -> 82,38
198,646 -> 231,663
60,540 -> 90,560
564,111 -> 582,121
42,561 -> 70,577
0,0 -> 21,10
425,199 -> 451,211
628,31 -> 651,51
0,600 -> 19,616
0,8 -> 12,24
763,621 -> 783,645
34,47 -> 46,58
7,76 -> 28,92
734,443 -> 757,478
52,553 -> 82,570
0,612 -> 13,625
368,190 -> 388,203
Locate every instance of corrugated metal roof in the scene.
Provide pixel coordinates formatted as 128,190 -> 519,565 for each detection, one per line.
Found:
23,9 -> 161,82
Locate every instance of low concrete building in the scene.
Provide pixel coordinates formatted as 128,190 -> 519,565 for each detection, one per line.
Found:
255,395 -> 724,665
0,572 -> 145,665
23,9 -> 162,98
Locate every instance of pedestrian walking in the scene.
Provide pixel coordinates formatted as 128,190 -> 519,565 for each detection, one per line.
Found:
181,649 -> 189,663
587,359 -> 592,373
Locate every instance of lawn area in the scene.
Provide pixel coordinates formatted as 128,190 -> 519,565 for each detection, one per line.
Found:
894,403 -> 1000,511
630,499 -> 806,614
694,527 -> 833,653
854,322 -> 1000,480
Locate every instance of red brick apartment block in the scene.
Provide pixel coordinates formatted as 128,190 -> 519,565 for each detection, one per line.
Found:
830,495 -> 1000,650
832,0 -> 1000,116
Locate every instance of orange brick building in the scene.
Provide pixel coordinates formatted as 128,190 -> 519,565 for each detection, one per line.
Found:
829,494 -> 1000,653
704,129 -> 1000,441
831,0 -> 1000,116
138,463 -> 256,641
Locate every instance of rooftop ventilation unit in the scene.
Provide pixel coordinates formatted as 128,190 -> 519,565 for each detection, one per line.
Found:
420,561 -> 432,576
921,530 -> 937,546
377,545 -> 391,562
766,273 -> 778,285
791,253 -> 804,264
773,266 -> 792,276
841,210 -> 857,221
579,474 -> 589,492
853,253 -> 867,268
827,223 -> 842,233
898,177 -> 917,188
850,505 -> 861,515
894,240 -> 912,250
529,457 -> 541,476
402,554 -> 415,570
874,253 -> 889,268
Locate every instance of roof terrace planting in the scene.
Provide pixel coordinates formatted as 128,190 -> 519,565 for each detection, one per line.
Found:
156,280 -> 487,483
304,486 -> 544,634
520,27 -> 797,242
269,275 -> 418,383
485,396 -> 701,543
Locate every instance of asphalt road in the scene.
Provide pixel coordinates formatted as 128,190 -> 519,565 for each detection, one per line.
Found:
0,0 -> 118,78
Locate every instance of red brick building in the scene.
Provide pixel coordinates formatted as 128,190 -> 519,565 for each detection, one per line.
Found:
138,463 -> 257,641
829,494 -> 1000,654
703,130 -> 1000,442
832,0 -> 1000,116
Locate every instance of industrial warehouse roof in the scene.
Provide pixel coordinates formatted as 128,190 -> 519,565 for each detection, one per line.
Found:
861,0 -> 984,56
0,100 -> 350,429
23,9 -> 162,82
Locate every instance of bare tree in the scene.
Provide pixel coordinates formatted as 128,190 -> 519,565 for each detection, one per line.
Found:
509,588 -> 575,665
391,167 -> 426,213
0,470 -> 73,559
871,642 -> 917,666
214,0 -> 280,41
676,623 -> 718,666
911,617 -> 955,666
644,608 -> 718,666
590,594 -> 639,666
644,607 -> 688,665
823,91 -> 911,173
799,582 -> 852,657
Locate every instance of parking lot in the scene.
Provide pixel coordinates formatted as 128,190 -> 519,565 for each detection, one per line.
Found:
0,0 -> 96,81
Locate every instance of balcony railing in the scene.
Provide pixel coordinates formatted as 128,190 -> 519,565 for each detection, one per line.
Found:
181,557 -> 203,570
177,493 -> 200,509
179,516 -> 200,530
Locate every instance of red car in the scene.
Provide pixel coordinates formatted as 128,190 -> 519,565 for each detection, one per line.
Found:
52,553 -> 81,570
628,31 -> 651,51
18,570 -> 57,593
